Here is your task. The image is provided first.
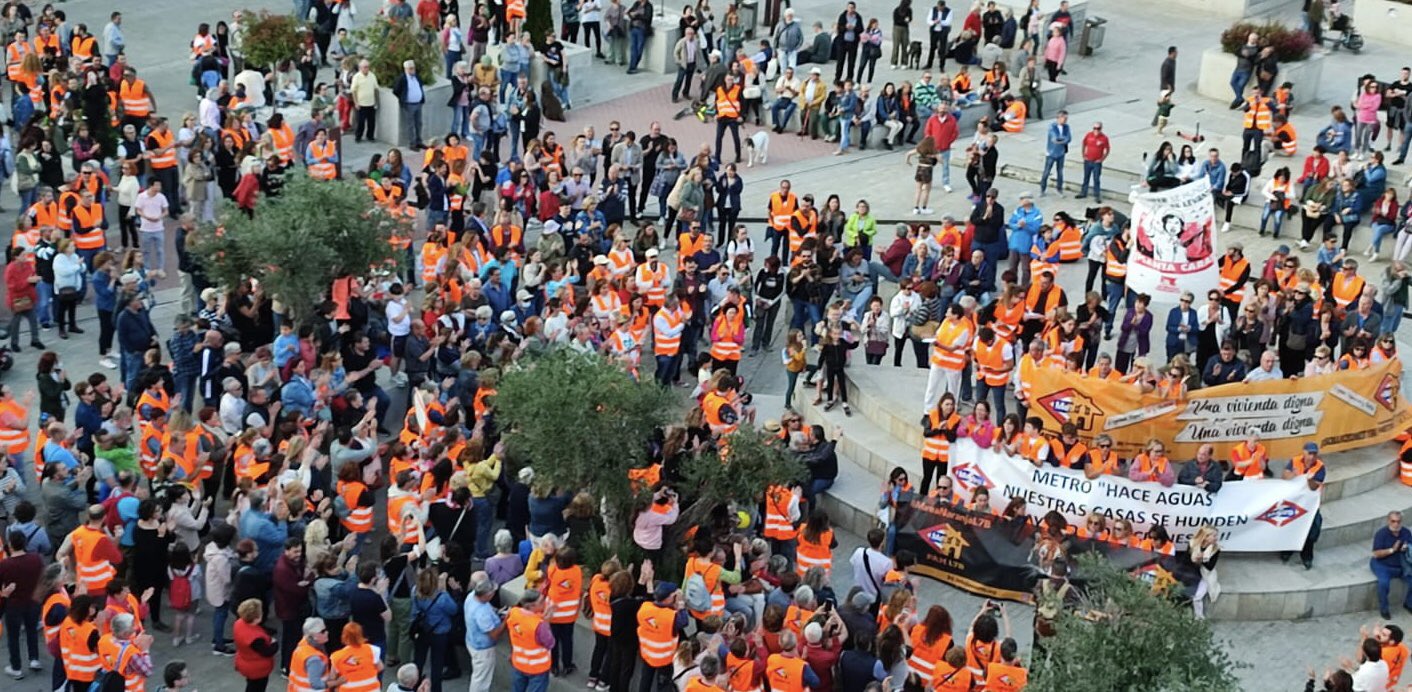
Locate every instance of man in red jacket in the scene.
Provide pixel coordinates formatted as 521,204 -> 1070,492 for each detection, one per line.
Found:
870,223 -> 915,288
923,108 -> 959,193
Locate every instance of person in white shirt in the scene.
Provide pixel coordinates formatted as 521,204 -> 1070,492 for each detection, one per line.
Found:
384,283 -> 412,385
1244,349 -> 1283,382
888,277 -> 923,367
848,528 -> 891,600
132,182 -> 170,278
1347,637 -> 1389,692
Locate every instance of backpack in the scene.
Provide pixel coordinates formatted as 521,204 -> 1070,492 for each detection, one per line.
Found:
87,641 -> 132,692
1240,149 -> 1263,179
683,572 -> 712,613
169,566 -> 194,610
101,492 -> 132,533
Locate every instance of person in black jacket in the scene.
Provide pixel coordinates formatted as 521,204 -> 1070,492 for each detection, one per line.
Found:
392,60 -> 429,150
968,188 -> 1006,283
606,564 -> 654,692
800,424 -> 839,507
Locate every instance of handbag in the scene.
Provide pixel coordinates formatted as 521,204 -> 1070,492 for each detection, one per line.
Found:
424,503 -> 471,562
57,286 -> 78,299
11,296 -> 32,311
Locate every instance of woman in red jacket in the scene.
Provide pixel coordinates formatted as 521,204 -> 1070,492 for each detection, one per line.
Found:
4,246 -> 42,351
233,598 -> 278,692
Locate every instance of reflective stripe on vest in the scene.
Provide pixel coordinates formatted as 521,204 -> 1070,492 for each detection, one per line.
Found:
508,607 -> 552,674
119,80 -> 150,116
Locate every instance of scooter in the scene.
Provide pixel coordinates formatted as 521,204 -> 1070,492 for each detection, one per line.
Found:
1325,16 -> 1365,53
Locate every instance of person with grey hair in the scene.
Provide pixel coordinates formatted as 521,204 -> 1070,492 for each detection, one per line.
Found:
870,223 -> 914,289
765,630 -> 821,688
392,662 -> 423,691
464,574 -> 504,691
504,590 -> 554,690
98,611 -> 154,687
290,617 -> 334,690
392,60 -> 428,150
485,529 -> 525,586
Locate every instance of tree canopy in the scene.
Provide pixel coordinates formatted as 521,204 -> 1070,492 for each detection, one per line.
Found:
239,10 -> 306,71
1029,555 -> 1240,691
189,173 -> 402,319
356,18 -> 442,85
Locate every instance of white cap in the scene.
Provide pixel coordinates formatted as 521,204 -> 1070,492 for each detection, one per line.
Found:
646,247 -> 660,257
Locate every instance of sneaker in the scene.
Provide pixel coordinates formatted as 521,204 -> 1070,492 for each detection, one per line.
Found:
40,323 -> 51,331
212,644 -> 234,656
943,184 -> 953,193
919,207 -> 934,214
67,326 -> 84,334
99,355 -> 117,369
1298,239 -> 1310,250
586,679 -> 599,689
595,683 -> 610,691
4,667 -> 21,680
26,660 -> 38,671
1220,222 -> 1230,232
912,207 -> 920,215
173,637 -> 184,648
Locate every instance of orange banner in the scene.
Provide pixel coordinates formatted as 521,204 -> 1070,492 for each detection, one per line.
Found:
1029,361 -> 1411,459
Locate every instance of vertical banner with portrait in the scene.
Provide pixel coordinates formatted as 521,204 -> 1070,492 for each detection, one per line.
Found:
1127,179 -> 1219,310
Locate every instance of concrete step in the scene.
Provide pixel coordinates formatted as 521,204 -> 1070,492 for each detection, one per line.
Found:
1209,542 -> 1393,620
829,364 -> 1403,508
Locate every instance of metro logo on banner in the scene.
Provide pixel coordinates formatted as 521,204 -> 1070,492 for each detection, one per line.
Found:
1037,389 -> 1104,434
1256,500 -> 1309,528
1378,373 -> 1401,411
951,463 -> 994,494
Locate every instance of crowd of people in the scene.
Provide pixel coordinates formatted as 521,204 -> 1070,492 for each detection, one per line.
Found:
0,0 -> 1400,691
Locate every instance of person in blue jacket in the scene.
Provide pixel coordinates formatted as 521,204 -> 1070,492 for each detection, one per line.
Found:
1317,106 -> 1354,155
1006,191 -> 1043,285
1164,291 -> 1200,363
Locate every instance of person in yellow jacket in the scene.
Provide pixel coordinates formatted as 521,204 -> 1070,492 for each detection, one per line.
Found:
462,439 -> 503,559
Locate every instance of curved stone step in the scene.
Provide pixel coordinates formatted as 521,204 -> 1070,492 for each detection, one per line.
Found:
831,364 -> 1404,505
1208,542 -> 1390,621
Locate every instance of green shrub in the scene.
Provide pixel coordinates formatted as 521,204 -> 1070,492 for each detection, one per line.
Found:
239,10 -> 305,71
525,0 -> 555,50
355,18 -> 443,86
1219,20 -> 1314,63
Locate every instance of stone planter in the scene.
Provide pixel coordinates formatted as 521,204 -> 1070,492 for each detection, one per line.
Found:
374,80 -> 454,148
1196,45 -> 1323,110
528,41 -> 594,105
643,12 -> 684,75
1353,0 -> 1412,47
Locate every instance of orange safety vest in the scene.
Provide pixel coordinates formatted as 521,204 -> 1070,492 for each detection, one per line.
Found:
1043,329 -> 1083,368
1242,97 -> 1272,132
788,208 -> 818,254
307,140 -> 338,180
27,200 -> 58,230
421,242 -> 448,283
1017,434 -> 1049,465
922,410 -> 960,462
1133,453 -> 1170,478
1055,222 -> 1083,261
727,653 -> 759,692
31,33 -> 58,55
1331,273 -> 1366,309
636,262 -> 669,306
930,317 -> 972,370
991,300 -> 1025,343
1024,282 -> 1063,317
966,635 -> 1002,683
100,594 -> 144,636
1218,256 -> 1250,304
1275,122 -> 1297,155
795,528 -> 833,577
270,124 -> 295,164
5,41 -> 29,80
59,620 -> 100,683
587,574 -> 612,636
337,480 -> 373,533
709,312 -> 745,361
1086,448 -> 1119,476
147,129 -> 177,169
1001,100 -> 1027,132
289,639 -> 330,692
933,660 -> 974,692
1104,240 -> 1128,280
636,602 -> 678,667
653,307 -> 684,355
974,337 -> 1012,387
0,399 -> 28,454
765,654 -> 807,692
684,556 -> 726,618
1230,442 -> 1267,478
70,204 -> 106,250
762,485 -> 798,540
97,633 -> 144,692
329,643 -> 380,692
1049,439 -> 1088,468
907,624 -> 954,684
386,493 -> 418,538
119,79 -> 151,117
702,390 -> 739,435
160,431 -> 201,485
715,84 -> 742,119
678,232 -> 708,268
1015,353 -> 1042,403
545,563 -> 583,624
71,34 -> 96,59
984,662 -> 1029,692
768,191 -> 798,231
42,589 -> 70,645
138,424 -> 163,479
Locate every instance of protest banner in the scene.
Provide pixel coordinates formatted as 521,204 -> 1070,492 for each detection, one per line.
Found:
894,500 -> 1200,603
945,438 -> 1322,552
1127,178 -> 1218,310
1029,359 -> 1409,459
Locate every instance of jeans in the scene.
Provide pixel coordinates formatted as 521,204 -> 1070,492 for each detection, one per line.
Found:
512,668 -> 549,692
211,602 -> 230,647
804,478 -> 834,509
977,379 -> 1007,419
174,374 -> 198,414
1230,69 -> 1251,103
550,621 -> 574,671
1079,161 -> 1103,199
1371,559 -> 1412,613
939,148 -> 951,186
1103,281 -> 1129,333
1355,122 -> 1376,156
549,72 -> 571,109
1386,303 -> 1405,333
654,353 -> 680,385
402,102 -> 425,147
1040,155 -> 1065,194
715,118 -> 741,161
1398,121 -> 1412,161
638,663 -> 671,692
752,301 -> 780,350
450,105 -> 470,139
444,50 -> 462,79
1373,222 -> 1399,252
472,496 -> 494,557
35,280 -> 51,327
771,98 -> 798,130
1259,205 -> 1285,237
4,601 -> 38,670
16,187 -> 36,217
789,299 -> 822,342
838,118 -> 852,151
784,370 -> 800,410
629,27 -> 646,71
121,350 -> 145,391
140,231 -> 165,278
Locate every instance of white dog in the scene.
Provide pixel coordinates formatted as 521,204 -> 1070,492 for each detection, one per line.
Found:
745,130 -> 770,167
